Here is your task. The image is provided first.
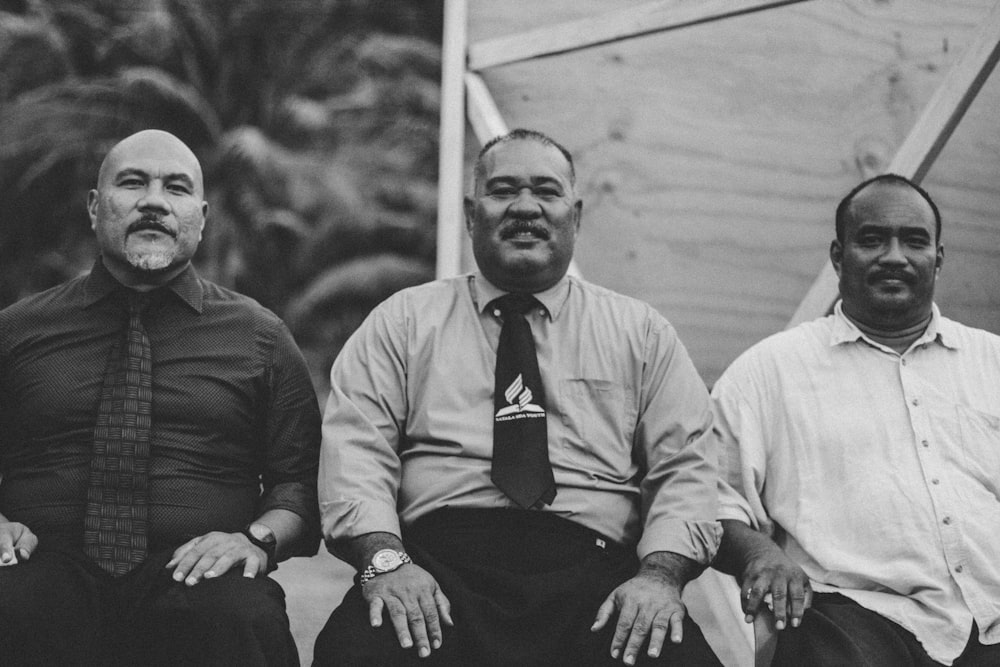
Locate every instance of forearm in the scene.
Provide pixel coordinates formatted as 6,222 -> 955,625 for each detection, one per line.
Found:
638,550 -> 704,590
713,518 -> 783,578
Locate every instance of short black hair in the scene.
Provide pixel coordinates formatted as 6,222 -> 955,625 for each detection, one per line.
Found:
835,173 -> 941,243
473,128 -> 576,189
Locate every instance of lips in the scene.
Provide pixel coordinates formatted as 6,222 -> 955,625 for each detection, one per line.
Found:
127,217 -> 177,239
869,271 -> 912,285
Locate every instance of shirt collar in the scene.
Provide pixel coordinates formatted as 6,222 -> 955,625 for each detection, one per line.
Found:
830,300 -> 959,351
472,272 -> 571,321
82,258 -> 204,314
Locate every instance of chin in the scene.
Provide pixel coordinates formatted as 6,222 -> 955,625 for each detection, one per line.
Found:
126,250 -> 176,273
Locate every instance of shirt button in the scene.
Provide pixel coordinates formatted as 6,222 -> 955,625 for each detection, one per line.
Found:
943,516 -> 952,525
911,398 -> 920,406
493,309 -> 501,317
901,359 -> 907,366
922,440 -> 930,448
931,478 -> 940,485
955,565 -> 964,573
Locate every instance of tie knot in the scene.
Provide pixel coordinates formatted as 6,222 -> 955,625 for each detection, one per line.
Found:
493,293 -> 541,318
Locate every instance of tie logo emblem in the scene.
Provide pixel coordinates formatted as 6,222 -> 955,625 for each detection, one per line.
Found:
495,374 -> 545,420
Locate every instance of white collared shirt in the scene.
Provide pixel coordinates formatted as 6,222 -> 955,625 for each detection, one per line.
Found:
714,302 -> 1000,665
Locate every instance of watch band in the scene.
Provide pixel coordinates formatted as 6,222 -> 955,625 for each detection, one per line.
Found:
241,525 -> 278,574
359,551 -> 412,585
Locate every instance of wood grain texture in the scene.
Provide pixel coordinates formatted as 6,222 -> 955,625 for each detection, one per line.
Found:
466,0 -> 1000,387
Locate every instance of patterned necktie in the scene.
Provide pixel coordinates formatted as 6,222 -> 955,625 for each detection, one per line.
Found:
84,290 -> 154,576
490,293 -> 556,509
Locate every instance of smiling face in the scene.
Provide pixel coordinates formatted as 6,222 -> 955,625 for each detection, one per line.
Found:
464,139 -> 582,293
88,130 -> 208,287
831,180 -> 943,330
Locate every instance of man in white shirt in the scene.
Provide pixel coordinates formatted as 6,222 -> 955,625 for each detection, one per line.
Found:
712,174 -> 1000,666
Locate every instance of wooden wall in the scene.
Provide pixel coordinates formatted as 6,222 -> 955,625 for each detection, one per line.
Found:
465,0 -> 1000,386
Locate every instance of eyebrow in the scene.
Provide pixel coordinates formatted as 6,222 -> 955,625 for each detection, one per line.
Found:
484,175 -> 564,188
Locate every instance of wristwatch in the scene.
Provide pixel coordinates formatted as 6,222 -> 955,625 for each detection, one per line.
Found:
242,523 -> 278,574
359,548 -> 412,585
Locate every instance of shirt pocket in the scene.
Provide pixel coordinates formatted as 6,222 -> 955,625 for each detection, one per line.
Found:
950,405 -> 1000,497
557,378 -> 636,481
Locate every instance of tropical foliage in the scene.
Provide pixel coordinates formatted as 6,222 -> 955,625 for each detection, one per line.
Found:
0,0 -> 442,391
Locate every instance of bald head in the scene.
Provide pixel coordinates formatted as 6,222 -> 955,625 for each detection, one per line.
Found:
97,130 -> 204,196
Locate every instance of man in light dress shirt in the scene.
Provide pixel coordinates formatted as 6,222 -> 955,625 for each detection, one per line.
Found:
313,129 -> 723,666
713,173 -> 1000,666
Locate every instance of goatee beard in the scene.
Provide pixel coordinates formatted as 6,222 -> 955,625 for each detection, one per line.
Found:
126,249 -> 174,272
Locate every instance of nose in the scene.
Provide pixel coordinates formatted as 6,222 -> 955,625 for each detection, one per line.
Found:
880,237 -> 907,265
508,189 -> 542,218
138,182 -> 170,213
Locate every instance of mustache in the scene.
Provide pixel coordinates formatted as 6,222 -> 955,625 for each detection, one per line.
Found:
499,218 -> 550,240
127,216 -> 177,238
869,269 -> 913,283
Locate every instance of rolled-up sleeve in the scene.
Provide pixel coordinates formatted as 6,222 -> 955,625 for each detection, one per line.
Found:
634,318 -> 722,563
319,303 -> 408,557
259,321 -> 323,556
711,367 -> 771,534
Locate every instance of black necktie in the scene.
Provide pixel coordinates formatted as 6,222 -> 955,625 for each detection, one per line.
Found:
490,293 -> 556,509
84,290 -> 153,576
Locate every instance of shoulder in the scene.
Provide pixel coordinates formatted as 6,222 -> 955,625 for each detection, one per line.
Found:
567,276 -> 673,331
717,315 -> 834,387
196,278 -> 289,339
0,275 -> 88,335
937,314 -> 1000,354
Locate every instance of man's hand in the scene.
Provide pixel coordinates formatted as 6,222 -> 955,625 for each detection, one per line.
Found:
0,521 -> 37,566
166,531 -> 268,585
738,547 -> 811,631
591,551 -> 700,665
363,563 -> 453,659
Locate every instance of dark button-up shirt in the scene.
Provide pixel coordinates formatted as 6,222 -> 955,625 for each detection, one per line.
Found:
0,260 -> 321,555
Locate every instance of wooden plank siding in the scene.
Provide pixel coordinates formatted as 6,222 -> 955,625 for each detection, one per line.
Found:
466,0 -> 1000,387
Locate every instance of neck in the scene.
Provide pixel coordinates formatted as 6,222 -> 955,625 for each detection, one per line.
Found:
102,256 -> 188,292
844,309 -> 932,354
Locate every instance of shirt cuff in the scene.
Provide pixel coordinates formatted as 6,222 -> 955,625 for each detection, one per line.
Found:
636,519 -> 722,564
320,498 -> 403,559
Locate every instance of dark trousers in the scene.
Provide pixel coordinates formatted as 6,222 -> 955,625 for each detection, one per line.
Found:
773,593 -> 1000,667
0,543 -> 298,667
313,508 -> 721,667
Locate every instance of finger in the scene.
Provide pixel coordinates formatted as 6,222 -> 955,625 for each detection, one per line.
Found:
646,621 -> 669,659
621,612 -> 651,665
368,596 -> 385,628
385,598 -> 414,650
668,610 -> 685,644
182,550 -> 227,586
166,538 -> 200,569
419,594 -> 443,650
770,579 -> 789,630
434,588 -> 454,628
790,581 -> 812,628
0,532 -> 14,564
204,552 -> 238,579
590,594 -> 616,632
242,554 -> 261,578
406,605 -> 432,658
610,599 -> 638,661
743,583 -> 765,622
14,531 -> 38,561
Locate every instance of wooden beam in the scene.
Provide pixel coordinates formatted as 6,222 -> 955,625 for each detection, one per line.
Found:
435,0 -> 468,279
465,72 -> 509,145
469,0 -> 810,71
786,0 -> 1000,329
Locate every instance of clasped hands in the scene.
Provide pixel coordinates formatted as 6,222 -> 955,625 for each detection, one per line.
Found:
362,552 -> 691,664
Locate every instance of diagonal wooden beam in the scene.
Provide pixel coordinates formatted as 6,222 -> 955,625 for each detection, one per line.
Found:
465,72 -> 509,144
786,0 -> 1000,329
468,0 -> 811,71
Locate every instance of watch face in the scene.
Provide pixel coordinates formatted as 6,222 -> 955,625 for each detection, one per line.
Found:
372,549 -> 404,572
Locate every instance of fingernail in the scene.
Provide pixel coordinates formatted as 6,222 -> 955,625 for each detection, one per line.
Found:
401,639 -> 412,649
185,576 -> 197,586
204,571 -> 216,578
1,552 -> 10,563
18,549 -> 29,561
419,647 -> 430,658
792,618 -> 800,628
173,572 -> 184,581
432,639 -> 441,649
611,649 -> 619,659
776,620 -> 786,630
649,647 -> 660,658
244,571 -> 255,578
624,654 -> 635,665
